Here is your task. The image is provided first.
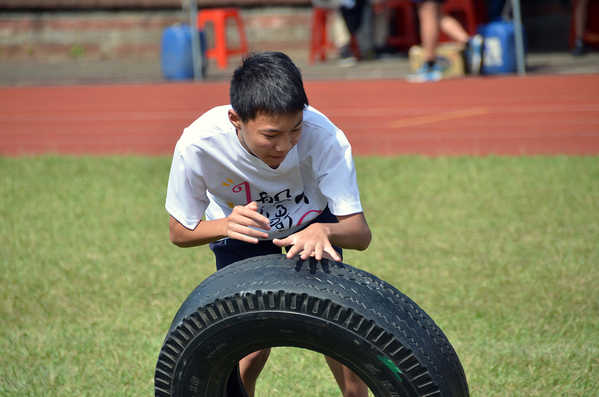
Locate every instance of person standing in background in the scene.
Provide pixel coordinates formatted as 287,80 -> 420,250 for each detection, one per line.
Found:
408,0 -> 483,82
572,0 -> 591,55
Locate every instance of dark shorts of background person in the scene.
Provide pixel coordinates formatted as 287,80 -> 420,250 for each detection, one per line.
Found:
209,206 -> 343,270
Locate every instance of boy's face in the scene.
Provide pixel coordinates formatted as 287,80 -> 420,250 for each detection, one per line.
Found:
229,110 -> 303,169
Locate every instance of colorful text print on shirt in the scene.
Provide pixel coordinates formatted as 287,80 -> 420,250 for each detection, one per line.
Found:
254,190 -> 315,231
270,205 -> 293,230
256,189 -> 292,205
222,179 -> 252,206
256,189 -> 292,230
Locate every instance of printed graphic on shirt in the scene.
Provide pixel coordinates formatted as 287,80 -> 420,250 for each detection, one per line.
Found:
255,189 -> 293,231
222,178 -> 251,208
222,177 -> 320,231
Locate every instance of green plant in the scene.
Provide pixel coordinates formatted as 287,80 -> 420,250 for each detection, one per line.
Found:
69,45 -> 85,58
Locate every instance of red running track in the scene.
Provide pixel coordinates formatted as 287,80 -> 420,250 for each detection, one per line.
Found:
1,74 -> 598,156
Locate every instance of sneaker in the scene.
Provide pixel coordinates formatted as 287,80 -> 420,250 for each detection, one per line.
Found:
465,34 -> 483,75
407,62 -> 442,83
571,38 -> 589,56
337,45 -> 357,67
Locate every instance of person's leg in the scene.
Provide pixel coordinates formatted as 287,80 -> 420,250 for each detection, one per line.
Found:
325,356 -> 369,397
439,14 -> 469,43
436,7 -> 482,74
575,0 -> 590,39
333,8 -> 352,49
572,0 -> 590,55
417,1 -> 441,62
239,348 -> 272,397
408,1 -> 442,82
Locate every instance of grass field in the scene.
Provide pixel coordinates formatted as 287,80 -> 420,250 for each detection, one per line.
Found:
1,155 -> 598,396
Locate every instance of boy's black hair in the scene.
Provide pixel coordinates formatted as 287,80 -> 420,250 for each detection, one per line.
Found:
230,51 -> 309,122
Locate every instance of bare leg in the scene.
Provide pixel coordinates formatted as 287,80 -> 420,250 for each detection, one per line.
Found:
239,348 -> 271,397
417,1 -> 441,62
439,14 -> 470,43
574,0 -> 590,39
325,356 -> 369,397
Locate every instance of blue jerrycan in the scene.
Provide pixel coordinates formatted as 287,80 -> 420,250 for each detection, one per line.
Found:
478,18 -> 527,75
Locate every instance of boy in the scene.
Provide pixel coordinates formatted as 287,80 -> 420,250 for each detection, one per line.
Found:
165,51 -> 371,397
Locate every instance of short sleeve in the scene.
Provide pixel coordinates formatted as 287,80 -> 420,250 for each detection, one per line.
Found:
316,129 -> 363,216
165,142 -> 210,230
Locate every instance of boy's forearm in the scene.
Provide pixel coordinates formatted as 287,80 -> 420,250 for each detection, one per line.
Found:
169,215 -> 227,248
169,212 -> 371,252
328,212 -> 372,251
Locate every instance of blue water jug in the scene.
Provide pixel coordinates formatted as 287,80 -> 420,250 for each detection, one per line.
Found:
478,18 -> 527,75
161,24 -> 205,80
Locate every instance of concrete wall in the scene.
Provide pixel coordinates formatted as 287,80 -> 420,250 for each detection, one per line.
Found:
0,0 -> 310,9
0,7 -> 312,61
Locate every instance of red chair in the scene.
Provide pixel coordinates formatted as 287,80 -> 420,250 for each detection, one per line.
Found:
309,7 -> 360,63
386,0 -> 420,51
197,8 -> 249,70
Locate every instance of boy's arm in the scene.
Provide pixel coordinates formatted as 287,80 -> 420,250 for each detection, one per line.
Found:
272,212 -> 371,262
169,202 -> 271,248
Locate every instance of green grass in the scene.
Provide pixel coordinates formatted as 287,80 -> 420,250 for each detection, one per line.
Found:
1,155 -> 598,396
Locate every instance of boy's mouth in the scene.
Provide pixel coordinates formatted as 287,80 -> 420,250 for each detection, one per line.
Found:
267,154 -> 286,168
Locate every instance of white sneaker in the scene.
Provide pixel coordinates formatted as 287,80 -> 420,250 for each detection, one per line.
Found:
407,62 -> 443,83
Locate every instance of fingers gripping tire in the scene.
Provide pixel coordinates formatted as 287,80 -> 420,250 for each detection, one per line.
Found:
155,254 -> 469,397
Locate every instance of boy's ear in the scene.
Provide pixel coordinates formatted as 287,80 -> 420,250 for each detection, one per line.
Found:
228,109 -> 242,130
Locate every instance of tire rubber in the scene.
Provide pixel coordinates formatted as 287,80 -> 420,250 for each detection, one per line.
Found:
155,254 -> 469,397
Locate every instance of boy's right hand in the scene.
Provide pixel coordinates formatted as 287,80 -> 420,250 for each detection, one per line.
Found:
226,202 -> 271,243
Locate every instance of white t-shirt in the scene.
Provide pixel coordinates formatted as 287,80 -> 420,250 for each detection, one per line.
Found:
165,105 -> 363,239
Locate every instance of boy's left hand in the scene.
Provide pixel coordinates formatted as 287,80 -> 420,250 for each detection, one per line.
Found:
272,223 -> 342,262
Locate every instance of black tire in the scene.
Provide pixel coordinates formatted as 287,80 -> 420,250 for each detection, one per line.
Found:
155,254 -> 469,397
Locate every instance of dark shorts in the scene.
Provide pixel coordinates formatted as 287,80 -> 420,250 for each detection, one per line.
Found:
209,206 -> 342,270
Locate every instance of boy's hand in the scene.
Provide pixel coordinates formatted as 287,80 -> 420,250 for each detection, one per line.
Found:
226,202 -> 271,243
272,223 -> 342,262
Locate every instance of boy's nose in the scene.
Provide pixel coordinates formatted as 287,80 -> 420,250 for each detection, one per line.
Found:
275,135 -> 292,152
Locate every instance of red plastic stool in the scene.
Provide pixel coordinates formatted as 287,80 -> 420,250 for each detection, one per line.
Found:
386,0 -> 419,51
309,7 -> 360,63
197,8 -> 249,70
441,0 -> 488,39
309,7 -> 336,63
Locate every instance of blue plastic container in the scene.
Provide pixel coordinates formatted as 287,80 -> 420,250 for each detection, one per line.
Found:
161,24 -> 205,80
477,18 -> 527,75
